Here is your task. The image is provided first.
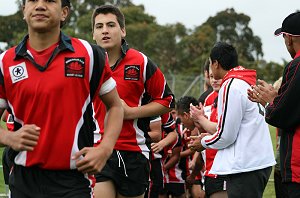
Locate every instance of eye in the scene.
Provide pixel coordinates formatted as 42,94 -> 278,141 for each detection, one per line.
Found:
107,22 -> 116,28
95,24 -> 103,29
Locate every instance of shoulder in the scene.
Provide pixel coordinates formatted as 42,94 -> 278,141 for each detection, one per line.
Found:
221,78 -> 249,97
125,49 -> 157,68
285,56 -> 300,70
126,48 -> 146,60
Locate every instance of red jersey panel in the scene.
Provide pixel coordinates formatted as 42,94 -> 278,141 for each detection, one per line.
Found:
0,33 -> 113,170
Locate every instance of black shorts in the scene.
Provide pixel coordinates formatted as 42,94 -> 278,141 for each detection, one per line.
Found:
9,164 -> 93,198
2,147 -> 13,185
204,175 -> 227,197
227,167 -> 272,198
95,150 -> 150,197
160,183 -> 186,197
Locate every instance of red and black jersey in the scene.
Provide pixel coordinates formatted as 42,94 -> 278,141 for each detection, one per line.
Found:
94,40 -> 175,159
266,50 -> 300,183
161,126 -> 182,183
0,32 -> 114,170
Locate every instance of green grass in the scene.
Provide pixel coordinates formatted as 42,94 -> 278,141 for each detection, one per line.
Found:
263,125 -> 277,198
0,120 -> 7,195
0,124 -> 278,196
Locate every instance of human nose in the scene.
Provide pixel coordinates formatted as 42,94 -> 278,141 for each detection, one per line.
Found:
35,0 -> 47,11
102,25 -> 109,34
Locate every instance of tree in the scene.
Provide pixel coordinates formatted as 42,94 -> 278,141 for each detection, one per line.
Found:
203,8 -> 264,67
176,24 -> 216,75
256,60 -> 284,83
0,1 -> 26,47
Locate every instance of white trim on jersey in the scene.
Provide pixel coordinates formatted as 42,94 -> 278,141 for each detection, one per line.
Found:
70,95 -> 91,169
99,77 -> 116,96
92,103 -> 101,144
0,51 -> 8,109
133,119 -> 150,159
79,39 -> 94,81
140,52 -> 147,84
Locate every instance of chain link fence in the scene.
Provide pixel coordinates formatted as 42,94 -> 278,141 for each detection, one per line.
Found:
165,74 -> 204,100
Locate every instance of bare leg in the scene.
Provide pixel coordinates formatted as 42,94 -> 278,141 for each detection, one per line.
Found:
210,191 -> 228,198
94,180 -> 116,198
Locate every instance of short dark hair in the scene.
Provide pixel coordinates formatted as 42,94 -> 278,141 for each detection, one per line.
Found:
22,0 -> 71,27
22,0 -> 71,7
210,42 -> 238,71
91,5 -> 125,33
176,96 -> 198,115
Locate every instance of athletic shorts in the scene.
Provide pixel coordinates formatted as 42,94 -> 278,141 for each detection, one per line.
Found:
95,150 -> 150,197
2,147 -> 13,185
160,183 -> 185,197
226,167 -> 272,198
204,175 -> 227,197
9,164 -> 93,198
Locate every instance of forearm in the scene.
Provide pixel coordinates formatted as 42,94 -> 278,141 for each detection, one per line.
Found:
180,148 -> 194,158
160,131 -> 177,147
0,128 -> 11,147
100,106 -> 124,156
0,109 -> 9,147
124,102 -> 171,120
190,153 -> 203,177
148,131 -> 162,143
197,116 -> 217,135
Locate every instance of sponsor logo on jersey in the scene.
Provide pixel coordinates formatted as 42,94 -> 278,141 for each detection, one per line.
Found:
124,65 -> 140,81
9,62 -> 29,83
65,57 -> 85,78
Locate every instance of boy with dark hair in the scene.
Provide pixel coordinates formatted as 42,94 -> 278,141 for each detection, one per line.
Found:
91,4 -> 175,198
189,42 -> 275,198
176,96 -> 205,198
0,0 -> 123,197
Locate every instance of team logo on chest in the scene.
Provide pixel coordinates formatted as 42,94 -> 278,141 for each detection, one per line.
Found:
65,57 -> 85,78
9,62 -> 29,83
124,65 -> 140,81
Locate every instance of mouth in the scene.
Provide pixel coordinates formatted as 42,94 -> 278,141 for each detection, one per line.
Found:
102,36 -> 110,41
32,14 -> 48,20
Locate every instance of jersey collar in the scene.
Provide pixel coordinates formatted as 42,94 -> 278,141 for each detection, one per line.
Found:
14,31 -> 75,60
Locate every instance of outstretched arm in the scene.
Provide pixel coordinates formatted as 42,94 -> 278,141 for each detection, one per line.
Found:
122,100 -> 171,120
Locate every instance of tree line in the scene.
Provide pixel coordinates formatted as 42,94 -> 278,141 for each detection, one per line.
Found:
0,0 -> 284,83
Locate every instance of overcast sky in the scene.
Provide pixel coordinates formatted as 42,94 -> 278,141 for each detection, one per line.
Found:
0,0 -> 297,64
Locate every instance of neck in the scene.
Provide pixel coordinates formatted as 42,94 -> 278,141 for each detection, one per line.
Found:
106,48 -> 122,67
220,69 -> 229,79
27,28 -> 60,51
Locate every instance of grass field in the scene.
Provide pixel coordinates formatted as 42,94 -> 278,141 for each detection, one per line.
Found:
0,125 -> 278,197
262,125 -> 277,198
